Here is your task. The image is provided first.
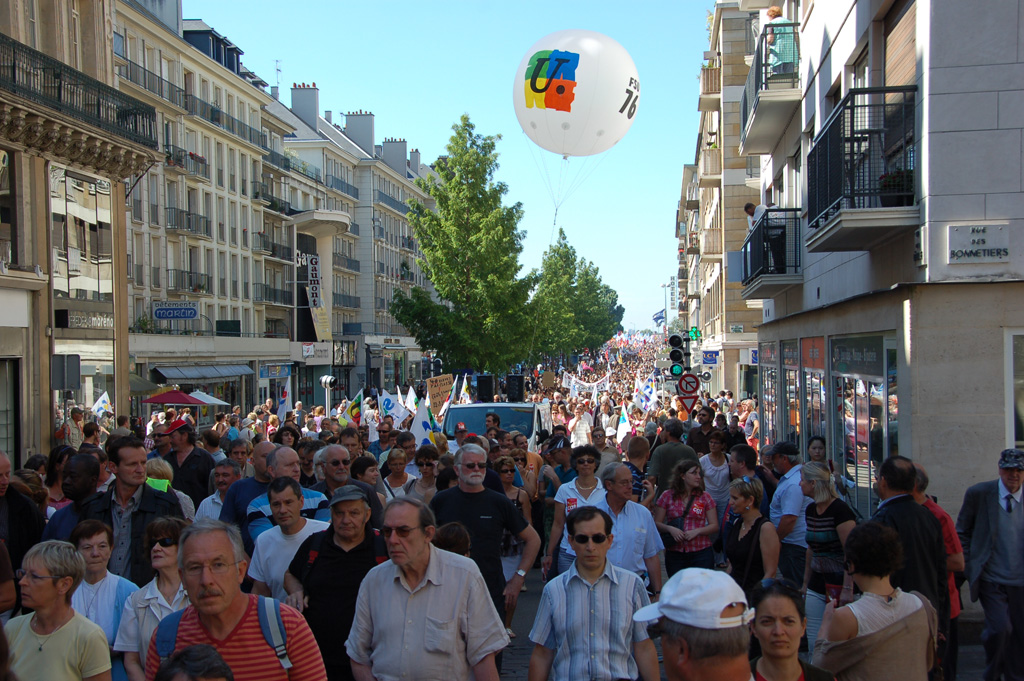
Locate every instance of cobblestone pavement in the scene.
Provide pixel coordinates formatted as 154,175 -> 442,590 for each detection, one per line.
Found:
498,568 -> 987,680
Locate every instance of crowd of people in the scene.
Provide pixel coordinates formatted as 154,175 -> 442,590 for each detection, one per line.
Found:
0,344 -> 1016,680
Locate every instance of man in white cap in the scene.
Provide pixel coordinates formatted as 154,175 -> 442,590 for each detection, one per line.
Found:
633,567 -> 754,681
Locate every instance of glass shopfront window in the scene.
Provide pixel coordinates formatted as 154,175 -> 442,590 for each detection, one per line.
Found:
1011,334 -> 1024,448
759,342 -> 779,447
53,338 -> 115,431
781,340 -> 800,443
1,148 -> 16,266
802,337 -> 827,446
50,166 -> 113,302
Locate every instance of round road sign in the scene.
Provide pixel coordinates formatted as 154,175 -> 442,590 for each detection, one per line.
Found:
678,373 -> 699,394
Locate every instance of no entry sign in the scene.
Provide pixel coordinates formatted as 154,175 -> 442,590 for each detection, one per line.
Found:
678,373 -> 699,394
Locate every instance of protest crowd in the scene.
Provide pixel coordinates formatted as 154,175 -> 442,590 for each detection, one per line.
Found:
0,332 -> 1014,681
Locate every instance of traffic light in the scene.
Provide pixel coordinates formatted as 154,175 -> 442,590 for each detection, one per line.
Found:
668,333 -> 691,376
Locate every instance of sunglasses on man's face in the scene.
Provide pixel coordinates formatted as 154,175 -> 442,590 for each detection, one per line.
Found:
513,457 -> 526,463
572,533 -> 608,545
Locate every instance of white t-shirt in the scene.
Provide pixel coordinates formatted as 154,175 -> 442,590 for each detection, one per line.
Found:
554,479 -> 606,556
71,571 -> 127,646
248,519 -> 329,600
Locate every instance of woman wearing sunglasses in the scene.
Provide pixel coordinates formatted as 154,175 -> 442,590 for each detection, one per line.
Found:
654,459 -> 719,576
543,445 -> 607,577
749,580 -> 835,681
114,518 -> 189,681
496,455 -> 531,638
403,446 -> 439,504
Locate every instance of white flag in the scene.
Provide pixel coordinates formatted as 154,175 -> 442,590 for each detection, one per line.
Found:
91,391 -> 113,416
410,400 -> 434,447
380,389 -> 410,425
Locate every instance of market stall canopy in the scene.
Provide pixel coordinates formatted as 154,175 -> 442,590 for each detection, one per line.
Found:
129,373 -> 161,395
190,390 -> 230,406
152,364 -> 254,381
141,390 -> 207,405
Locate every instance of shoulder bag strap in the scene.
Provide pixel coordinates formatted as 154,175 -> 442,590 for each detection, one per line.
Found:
257,596 -> 293,671
739,517 -> 766,591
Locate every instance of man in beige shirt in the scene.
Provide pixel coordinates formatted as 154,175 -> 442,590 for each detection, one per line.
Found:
346,498 -> 508,681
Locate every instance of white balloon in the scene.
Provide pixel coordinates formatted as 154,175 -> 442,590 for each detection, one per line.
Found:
513,29 -> 640,158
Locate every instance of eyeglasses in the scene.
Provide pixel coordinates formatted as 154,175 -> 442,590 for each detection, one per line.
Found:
153,433 -> 168,438
16,569 -> 64,583
327,459 -> 351,467
576,458 -> 597,465
152,537 -> 177,548
416,461 -> 436,468
381,525 -> 422,539
572,533 -> 608,544
461,462 -> 486,470
182,560 -> 240,578
499,469 -> 515,474
513,457 -> 526,463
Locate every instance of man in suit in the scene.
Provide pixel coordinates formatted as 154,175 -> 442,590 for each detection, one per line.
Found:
957,448 -> 1024,681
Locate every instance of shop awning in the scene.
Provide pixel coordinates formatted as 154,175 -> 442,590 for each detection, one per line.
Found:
153,364 -> 255,381
190,390 -> 230,406
129,373 -> 162,395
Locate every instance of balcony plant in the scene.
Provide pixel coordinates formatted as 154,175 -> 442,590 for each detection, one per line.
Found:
878,168 -> 913,207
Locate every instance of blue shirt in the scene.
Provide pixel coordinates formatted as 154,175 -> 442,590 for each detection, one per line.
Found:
596,498 -> 664,573
245,488 -> 330,546
769,464 -> 811,547
219,476 -> 269,553
529,560 -> 651,681
546,465 -> 577,499
226,427 -> 240,441
41,504 -> 81,541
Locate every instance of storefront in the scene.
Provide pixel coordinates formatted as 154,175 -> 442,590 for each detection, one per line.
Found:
258,363 -> 292,414
801,337 -> 827,442
758,341 -> 779,447
292,342 -> 332,414
781,340 -> 800,444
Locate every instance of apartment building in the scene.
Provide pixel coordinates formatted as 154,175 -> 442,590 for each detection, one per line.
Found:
678,3 -> 763,395
733,0 -> 1024,518
0,2 -> 160,461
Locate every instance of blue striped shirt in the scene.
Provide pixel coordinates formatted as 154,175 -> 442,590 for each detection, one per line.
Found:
529,560 -> 651,681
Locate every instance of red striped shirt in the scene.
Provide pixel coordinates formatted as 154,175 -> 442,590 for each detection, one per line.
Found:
145,595 -> 326,681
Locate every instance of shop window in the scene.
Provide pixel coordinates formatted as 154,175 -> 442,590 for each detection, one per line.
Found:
0,149 -> 16,266
759,342 -> 779,447
1013,335 -> 1024,447
0,360 -> 18,465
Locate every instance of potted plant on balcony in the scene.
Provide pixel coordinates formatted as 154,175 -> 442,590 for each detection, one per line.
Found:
878,168 -> 913,207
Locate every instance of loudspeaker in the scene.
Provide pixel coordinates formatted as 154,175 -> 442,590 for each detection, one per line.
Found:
476,375 -> 495,403
506,375 -> 525,402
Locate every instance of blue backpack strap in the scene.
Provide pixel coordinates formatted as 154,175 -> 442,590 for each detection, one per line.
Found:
256,596 -> 292,671
154,609 -> 187,662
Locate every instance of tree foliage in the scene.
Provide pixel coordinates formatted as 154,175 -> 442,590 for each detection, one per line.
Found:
392,115 -> 535,373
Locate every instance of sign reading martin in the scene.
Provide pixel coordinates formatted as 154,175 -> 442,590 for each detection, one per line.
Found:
947,224 -> 1010,264
152,300 -> 199,320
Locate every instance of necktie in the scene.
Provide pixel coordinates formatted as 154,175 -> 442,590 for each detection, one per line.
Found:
1008,495 -> 1014,513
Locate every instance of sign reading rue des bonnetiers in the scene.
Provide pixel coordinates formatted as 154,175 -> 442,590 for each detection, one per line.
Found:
947,224 -> 1010,264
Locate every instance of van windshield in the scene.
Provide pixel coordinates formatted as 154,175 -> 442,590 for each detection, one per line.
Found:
443,405 -> 535,439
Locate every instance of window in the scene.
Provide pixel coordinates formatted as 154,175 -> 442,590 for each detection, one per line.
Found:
0,149 -> 16,266
1012,334 -> 1024,448
23,0 -> 37,48
69,0 -> 81,69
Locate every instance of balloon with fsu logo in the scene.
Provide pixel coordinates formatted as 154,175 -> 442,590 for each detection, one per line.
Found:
513,29 -> 640,158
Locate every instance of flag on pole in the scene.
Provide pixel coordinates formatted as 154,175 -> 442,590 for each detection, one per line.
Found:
91,391 -> 113,416
406,386 -> 419,412
277,384 -> 290,422
379,390 -> 410,425
410,400 -> 434,447
343,389 -> 363,426
437,377 -> 459,421
616,402 -> 631,442
652,309 -> 666,325
460,376 -> 473,404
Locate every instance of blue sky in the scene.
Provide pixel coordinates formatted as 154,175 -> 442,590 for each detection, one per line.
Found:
183,0 -> 713,330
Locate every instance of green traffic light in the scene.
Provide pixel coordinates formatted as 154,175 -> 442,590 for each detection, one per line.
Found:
669,364 -> 684,376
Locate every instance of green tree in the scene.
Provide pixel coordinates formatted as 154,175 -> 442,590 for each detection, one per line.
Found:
392,115 -> 535,373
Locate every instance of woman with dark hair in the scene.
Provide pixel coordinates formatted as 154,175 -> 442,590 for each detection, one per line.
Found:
272,424 -> 301,449
814,522 -> 937,680
653,459 -> 719,575
114,517 -> 188,681
435,466 -> 459,492
432,522 -> 471,557
23,455 -> 47,480
404,446 -> 439,503
749,580 -> 835,681
45,445 -> 76,512
153,644 -> 232,681
544,445 -> 606,576
725,476 -> 780,595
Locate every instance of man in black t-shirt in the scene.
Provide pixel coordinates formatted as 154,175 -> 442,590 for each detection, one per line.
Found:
283,487 -> 384,681
430,443 -> 540,623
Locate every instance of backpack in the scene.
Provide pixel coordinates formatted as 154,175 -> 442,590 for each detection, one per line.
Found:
299,528 -> 388,590
155,596 -> 292,671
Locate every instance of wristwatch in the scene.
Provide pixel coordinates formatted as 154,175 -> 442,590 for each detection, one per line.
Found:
516,569 -> 527,578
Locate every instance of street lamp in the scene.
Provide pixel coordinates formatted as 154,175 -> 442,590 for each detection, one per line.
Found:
660,283 -> 669,338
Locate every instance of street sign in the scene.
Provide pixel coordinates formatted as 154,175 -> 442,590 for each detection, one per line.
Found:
702,350 -> 719,365
678,394 -> 699,412
152,300 -> 199,320
678,373 -> 699,394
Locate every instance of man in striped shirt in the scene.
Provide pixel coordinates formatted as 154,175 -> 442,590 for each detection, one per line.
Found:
528,506 -> 660,681
145,519 -> 326,681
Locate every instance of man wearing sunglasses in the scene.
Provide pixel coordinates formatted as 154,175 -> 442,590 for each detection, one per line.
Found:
528,506 -> 659,681
309,445 -> 383,529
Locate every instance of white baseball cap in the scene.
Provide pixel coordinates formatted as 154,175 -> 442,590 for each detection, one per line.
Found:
633,568 -> 753,629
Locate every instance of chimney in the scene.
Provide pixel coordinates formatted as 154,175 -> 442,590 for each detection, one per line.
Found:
344,110 -> 375,155
409,148 -> 421,175
324,110 -> 332,124
382,138 -> 408,175
290,83 -> 319,129
270,85 -> 279,100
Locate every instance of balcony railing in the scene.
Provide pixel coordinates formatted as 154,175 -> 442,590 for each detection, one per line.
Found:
260,183 -> 291,215
375,297 -> 387,310
165,207 -> 212,238
184,93 -> 267,149
268,239 -> 293,262
349,222 -> 360,236
134,263 -> 144,284
807,87 -> 917,230
164,145 -> 210,180
333,293 -> 360,308
326,174 -> 359,198
745,14 -> 760,55
167,269 -> 212,293
0,31 -> 158,149
400,235 -> 416,251
740,208 -> 802,284
150,266 -> 161,288
290,158 -> 321,184
254,283 -> 293,306
740,21 -> 800,148
116,59 -> 185,109
263,150 -> 291,172
333,253 -> 361,271
375,190 -> 409,214
252,232 -> 272,254
399,268 -> 414,282
699,66 -> 721,108
699,148 -> 721,178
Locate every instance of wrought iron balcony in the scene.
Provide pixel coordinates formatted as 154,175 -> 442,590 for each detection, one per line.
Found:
260,184 -> 291,215
333,293 -> 360,309
740,208 -> 802,297
164,145 -> 210,180
290,158 -> 322,184
740,21 -> 800,154
184,93 -> 267,149
265,239 -> 292,262
134,263 -> 144,284
333,253 -> 361,271
254,283 -> 293,306
165,207 -> 212,238
252,232 -> 272,254
0,31 -> 158,149
326,174 -> 359,198
375,297 -> 387,310
399,235 -> 416,251
375,190 -> 409,215
263,150 -> 291,172
808,87 -> 917,228
349,222 -> 360,236
150,266 -> 161,288
116,59 -> 185,109
167,269 -> 212,294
